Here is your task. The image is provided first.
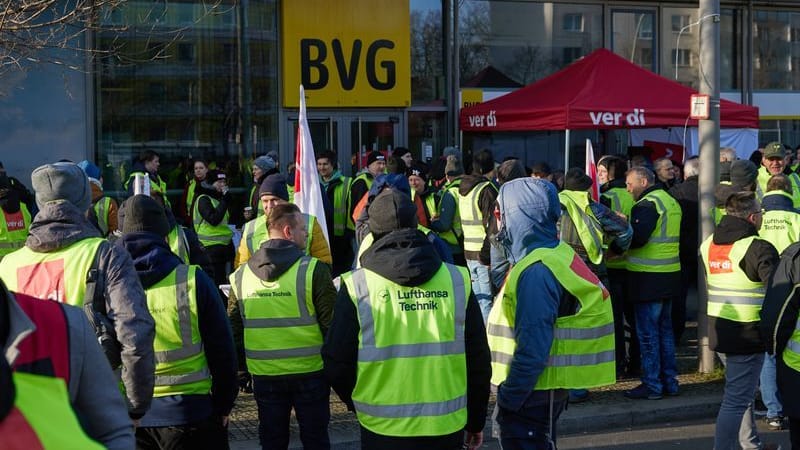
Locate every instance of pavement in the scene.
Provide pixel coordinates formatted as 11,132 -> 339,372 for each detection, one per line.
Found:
228,321 -> 728,449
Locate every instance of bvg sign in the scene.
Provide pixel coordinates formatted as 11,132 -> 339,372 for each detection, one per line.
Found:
281,0 -> 410,107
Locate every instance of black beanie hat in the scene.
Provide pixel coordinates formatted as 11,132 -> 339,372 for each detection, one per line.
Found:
259,174 -> 289,201
730,160 -> 758,187
120,195 -> 170,237
367,151 -> 386,167
563,167 -> 593,191
406,163 -> 428,183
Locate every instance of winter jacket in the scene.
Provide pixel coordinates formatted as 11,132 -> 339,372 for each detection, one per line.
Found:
3,288 -> 133,449
229,238 -> 336,378
494,178 -> 580,411
118,232 -> 238,426
87,181 -> 119,236
322,228 -> 491,447
762,190 -> 798,213
760,242 -> 800,418
669,175 -> 699,268
705,215 -> 778,354
627,185 -> 682,303
458,174 -> 498,264
11,201 -> 156,418
196,183 -> 231,228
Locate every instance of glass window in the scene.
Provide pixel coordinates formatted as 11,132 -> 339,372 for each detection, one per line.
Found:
611,10 -> 656,71
411,0 -> 444,105
753,10 -> 799,89
720,8 -> 740,90
95,0 -> 279,204
408,111 -> 446,164
672,15 -> 691,32
459,1 -> 602,86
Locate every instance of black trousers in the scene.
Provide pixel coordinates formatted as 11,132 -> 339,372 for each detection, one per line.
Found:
136,416 -> 229,450
790,416 -> 800,450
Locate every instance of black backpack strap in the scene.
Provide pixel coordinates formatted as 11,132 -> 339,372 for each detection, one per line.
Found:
83,243 -> 122,369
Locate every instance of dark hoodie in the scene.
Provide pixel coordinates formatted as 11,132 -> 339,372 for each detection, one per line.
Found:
706,215 -> 779,354
322,229 -> 491,447
118,232 -> 238,426
458,174 -> 498,264
228,238 -> 337,378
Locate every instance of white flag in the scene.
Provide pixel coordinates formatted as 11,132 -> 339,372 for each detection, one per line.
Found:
585,139 -> 599,202
293,85 -> 330,249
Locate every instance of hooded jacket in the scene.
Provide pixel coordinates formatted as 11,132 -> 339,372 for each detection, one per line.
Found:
2,285 -> 133,449
322,228 -> 491,447
762,190 -> 797,213
494,178 -> 578,411
760,241 -> 800,418
458,174 -> 498,264
14,201 -> 156,418
118,232 -> 237,426
706,215 -> 778,354
228,238 -> 337,378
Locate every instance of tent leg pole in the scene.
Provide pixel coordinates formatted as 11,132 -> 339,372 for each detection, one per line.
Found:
564,129 -> 571,170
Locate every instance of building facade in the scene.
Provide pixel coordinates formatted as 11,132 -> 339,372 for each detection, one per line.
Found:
1,0 -> 799,201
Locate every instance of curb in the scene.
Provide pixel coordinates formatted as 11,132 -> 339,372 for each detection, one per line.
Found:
559,392 -> 722,435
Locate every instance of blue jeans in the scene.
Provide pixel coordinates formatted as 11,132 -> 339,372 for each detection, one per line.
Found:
634,299 -> 678,394
715,353 -> 764,450
496,390 -> 569,450
467,258 -> 493,323
759,352 -> 783,418
252,374 -> 331,450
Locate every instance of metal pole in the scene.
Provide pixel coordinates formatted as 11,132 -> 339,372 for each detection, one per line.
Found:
564,129 -> 571,170
697,0 -> 721,374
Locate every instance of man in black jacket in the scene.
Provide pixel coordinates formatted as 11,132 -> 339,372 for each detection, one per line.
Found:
323,189 -> 491,450
700,192 -> 779,450
668,157 -> 699,344
761,241 -> 800,448
118,195 -> 238,448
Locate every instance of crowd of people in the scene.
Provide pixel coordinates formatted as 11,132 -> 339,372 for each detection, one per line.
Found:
2,140 -> 800,449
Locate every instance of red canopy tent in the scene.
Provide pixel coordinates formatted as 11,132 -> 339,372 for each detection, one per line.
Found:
459,48 -> 759,132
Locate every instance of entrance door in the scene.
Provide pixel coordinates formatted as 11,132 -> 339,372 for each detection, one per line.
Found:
285,112 -> 405,176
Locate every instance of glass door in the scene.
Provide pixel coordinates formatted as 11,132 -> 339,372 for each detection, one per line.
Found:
284,111 -> 405,176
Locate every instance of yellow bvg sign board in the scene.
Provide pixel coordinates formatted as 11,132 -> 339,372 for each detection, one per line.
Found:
281,0 -> 410,107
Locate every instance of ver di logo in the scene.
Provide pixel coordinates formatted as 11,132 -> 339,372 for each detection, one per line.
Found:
589,108 -> 646,126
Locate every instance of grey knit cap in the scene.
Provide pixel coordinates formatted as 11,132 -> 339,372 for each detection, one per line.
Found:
31,162 -> 92,210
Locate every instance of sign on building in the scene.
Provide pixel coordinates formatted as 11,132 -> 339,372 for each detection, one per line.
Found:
281,0 -> 410,107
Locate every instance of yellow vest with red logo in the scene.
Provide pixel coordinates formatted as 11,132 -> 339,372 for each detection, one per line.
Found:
0,238 -> 105,306
0,204 -> 31,260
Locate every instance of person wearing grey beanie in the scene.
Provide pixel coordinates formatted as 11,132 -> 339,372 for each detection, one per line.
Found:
0,162 -> 157,423
246,155 -> 279,220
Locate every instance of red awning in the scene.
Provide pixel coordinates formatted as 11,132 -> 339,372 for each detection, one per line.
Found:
459,49 -> 759,132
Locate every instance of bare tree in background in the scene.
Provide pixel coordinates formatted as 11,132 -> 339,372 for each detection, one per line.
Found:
0,0 -> 227,75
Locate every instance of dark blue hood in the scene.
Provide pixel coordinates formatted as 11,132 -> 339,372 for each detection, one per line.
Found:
118,232 -> 181,289
367,174 -> 411,201
762,191 -> 797,213
496,178 -> 560,264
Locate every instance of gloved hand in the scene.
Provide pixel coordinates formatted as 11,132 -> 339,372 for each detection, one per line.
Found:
238,371 -> 252,393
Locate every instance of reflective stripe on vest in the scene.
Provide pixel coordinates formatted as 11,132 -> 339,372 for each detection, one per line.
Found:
168,225 -> 190,263
0,238 -> 104,307
342,263 -> 470,437
782,312 -> 800,372
700,235 -> 765,323
331,176 -> 352,235
230,256 -> 323,375
192,194 -> 233,247
487,242 -> 616,390
147,265 -> 212,395
559,190 -> 603,265
625,190 -> 681,272
7,372 -> 104,450
0,203 -> 31,258
93,197 -> 111,236
458,181 -> 494,252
